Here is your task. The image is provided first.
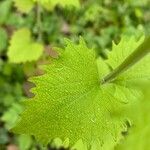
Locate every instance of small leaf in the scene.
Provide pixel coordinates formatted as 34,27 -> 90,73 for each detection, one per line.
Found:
35,0 -> 80,10
18,135 -> 33,150
13,0 -> 80,13
1,103 -> 23,129
13,0 -> 34,13
7,28 -> 43,63
0,0 -> 12,25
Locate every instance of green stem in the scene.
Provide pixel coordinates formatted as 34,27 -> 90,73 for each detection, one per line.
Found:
37,2 -> 43,42
101,36 -> 150,84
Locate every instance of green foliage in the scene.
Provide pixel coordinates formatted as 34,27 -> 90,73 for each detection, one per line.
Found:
0,60 -> 25,146
0,62 -> 24,112
127,0 -> 149,6
1,103 -> 22,129
13,0 -> 80,13
0,0 -> 12,25
107,36 -> 150,83
18,135 -> 33,150
0,28 -> 8,52
35,0 -> 80,10
12,36 -> 149,149
13,0 -> 34,13
0,0 -> 150,149
116,87 -> 150,150
7,28 -> 44,63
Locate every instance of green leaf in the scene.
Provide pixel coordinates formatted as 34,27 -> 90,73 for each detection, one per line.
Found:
35,0 -> 80,10
72,139 -> 87,150
7,28 -> 43,63
0,0 -> 12,25
18,135 -> 33,150
13,0 -> 34,13
1,103 -> 23,129
106,36 -> 150,84
13,0 -> 80,13
116,86 -> 150,150
84,4 -> 102,23
0,28 -> 8,52
12,36 -> 149,149
52,0 -> 80,8
0,128 -> 9,144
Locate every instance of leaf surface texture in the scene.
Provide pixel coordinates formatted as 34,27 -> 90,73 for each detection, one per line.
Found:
12,37 -> 150,149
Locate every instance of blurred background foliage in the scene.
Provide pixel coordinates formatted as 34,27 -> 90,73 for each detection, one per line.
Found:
0,0 -> 150,149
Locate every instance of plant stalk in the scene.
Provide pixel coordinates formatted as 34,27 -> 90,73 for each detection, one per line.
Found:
37,2 -> 43,42
101,36 -> 150,84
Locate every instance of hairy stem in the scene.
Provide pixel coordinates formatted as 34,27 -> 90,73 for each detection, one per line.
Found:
101,36 -> 150,84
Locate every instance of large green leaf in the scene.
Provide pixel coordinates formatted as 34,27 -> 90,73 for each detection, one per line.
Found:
12,36 -> 149,149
